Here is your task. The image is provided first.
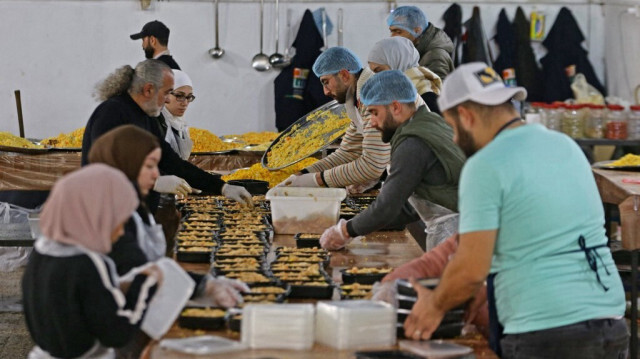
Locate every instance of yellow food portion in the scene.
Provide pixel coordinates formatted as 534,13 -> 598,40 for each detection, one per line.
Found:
228,131 -> 279,145
181,308 -> 225,318
0,132 -> 44,149
609,154 -> 640,167
41,127 -> 84,148
222,157 -> 318,188
189,128 -> 241,152
346,267 -> 392,275
266,110 -> 350,168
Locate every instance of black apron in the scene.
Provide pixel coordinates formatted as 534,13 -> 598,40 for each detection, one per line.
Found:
487,235 -> 611,356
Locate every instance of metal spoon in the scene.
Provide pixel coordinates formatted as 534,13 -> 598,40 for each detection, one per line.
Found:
337,8 -> 344,47
283,9 -> 294,62
251,0 -> 271,71
269,0 -> 289,68
208,0 -> 224,58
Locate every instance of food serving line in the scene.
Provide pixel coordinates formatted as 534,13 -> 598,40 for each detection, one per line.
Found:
148,218 -> 498,359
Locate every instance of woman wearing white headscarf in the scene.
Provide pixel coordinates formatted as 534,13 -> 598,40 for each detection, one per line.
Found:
161,69 -> 194,160
367,36 -> 442,114
22,164 -> 161,359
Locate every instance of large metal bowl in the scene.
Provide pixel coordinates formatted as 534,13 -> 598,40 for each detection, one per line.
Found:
261,100 -> 349,170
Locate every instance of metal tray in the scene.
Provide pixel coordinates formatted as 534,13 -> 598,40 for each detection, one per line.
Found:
261,100 -> 349,170
593,160 -> 640,171
0,144 -> 51,154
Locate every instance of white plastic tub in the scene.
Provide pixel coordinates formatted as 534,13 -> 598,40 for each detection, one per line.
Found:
265,187 -> 347,234
241,303 -> 315,349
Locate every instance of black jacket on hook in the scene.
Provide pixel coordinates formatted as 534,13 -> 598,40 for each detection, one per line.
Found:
493,9 -> 516,76
540,7 -> 606,102
442,3 -> 463,67
274,10 -> 331,131
462,7 -> 492,65
513,7 -> 544,102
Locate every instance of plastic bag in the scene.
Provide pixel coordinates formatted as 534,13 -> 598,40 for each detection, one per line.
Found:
407,196 -> 458,251
0,202 -> 38,271
571,73 -> 605,105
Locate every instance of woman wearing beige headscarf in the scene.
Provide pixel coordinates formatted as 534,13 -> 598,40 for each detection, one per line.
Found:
22,164 -> 161,359
367,36 -> 442,114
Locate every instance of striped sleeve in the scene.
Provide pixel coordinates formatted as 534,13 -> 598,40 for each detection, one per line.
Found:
305,122 -> 363,172
320,120 -> 390,187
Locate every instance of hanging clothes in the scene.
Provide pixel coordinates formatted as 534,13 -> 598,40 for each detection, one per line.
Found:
493,9 -> 516,78
274,10 -> 331,131
442,3 -> 463,67
462,6 -> 492,65
513,7 -> 544,102
540,7 -> 606,102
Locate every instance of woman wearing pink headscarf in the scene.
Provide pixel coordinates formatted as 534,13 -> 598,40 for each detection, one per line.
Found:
22,164 -> 161,359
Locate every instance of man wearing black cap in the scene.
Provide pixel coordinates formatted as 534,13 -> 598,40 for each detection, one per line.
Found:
130,20 -> 181,70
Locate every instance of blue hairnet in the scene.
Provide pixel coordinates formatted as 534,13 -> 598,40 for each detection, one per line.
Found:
312,8 -> 333,38
312,47 -> 363,77
360,70 -> 417,106
387,6 -> 429,38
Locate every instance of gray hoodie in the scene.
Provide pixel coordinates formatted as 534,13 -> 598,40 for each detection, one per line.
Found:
414,24 -> 455,80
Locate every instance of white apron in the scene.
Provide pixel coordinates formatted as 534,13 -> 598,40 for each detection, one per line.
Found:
131,212 -> 166,261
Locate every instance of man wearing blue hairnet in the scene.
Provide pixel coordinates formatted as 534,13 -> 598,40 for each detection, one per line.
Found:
319,70 -> 465,252
387,6 -> 454,79
277,47 -> 390,194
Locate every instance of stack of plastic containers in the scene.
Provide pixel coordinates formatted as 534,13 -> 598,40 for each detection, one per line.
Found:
241,304 -> 315,349
315,300 -> 396,349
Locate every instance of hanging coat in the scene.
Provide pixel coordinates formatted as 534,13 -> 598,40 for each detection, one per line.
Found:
493,9 -> 516,77
540,7 -> 606,102
442,3 -> 463,67
274,10 -> 332,131
513,7 -> 544,102
462,7 -> 492,65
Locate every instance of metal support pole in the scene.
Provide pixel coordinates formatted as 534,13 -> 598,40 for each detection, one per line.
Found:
631,249 -> 638,359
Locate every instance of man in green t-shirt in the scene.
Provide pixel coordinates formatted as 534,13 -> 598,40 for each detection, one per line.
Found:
404,62 -> 628,359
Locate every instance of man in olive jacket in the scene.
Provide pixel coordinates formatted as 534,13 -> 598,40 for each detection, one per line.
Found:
387,6 -> 455,80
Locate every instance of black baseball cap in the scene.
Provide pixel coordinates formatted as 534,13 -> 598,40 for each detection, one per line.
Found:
130,20 -> 170,40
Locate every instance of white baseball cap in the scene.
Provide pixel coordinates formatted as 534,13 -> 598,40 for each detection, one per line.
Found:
437,62 -> 527,112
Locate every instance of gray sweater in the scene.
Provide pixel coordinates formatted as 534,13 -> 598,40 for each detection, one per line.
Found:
346,137 -> 447,237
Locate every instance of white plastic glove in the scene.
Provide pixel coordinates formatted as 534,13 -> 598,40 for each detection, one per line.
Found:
319,219 -> 351,250
371,280 -> 398,308
346,180 -> 378,195
204,276 -> 250,308
221,184 -> 253,207
276,173 -> 320,187
153,175 -> 195,195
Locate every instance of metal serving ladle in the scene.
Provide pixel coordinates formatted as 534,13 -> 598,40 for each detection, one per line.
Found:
251,0 -> 271,71
269,0 -> 290,68
208,0 -> 224,59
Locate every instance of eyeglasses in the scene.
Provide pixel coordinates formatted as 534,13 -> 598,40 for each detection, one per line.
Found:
171,92 -> 196,103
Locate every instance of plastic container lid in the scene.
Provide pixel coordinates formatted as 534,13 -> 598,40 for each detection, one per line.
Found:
630,105 -> 640,111
607,104 -> 625,111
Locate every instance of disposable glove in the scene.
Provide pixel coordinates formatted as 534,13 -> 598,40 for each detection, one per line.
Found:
371,280 -> 398,308
222,184 -> 253,207
346,180 -> 378,195
204,276 -> 250,308
153,175 -> 195,196
276,173 -> 320,187
319,219 -> 351,250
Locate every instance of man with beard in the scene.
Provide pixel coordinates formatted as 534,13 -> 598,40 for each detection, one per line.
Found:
81,59 -> 252,205
130,20 -> 181,70
404,63 -> 627,359
276,47 -> 390,193
319,70 -> 465,250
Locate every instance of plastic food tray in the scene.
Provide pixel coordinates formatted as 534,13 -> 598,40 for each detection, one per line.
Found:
177,307 -> 226,330
341,268 -> 392,285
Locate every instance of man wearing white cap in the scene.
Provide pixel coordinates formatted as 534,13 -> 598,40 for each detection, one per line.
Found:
404,63 -> 627,358
160,69 -> 194,160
